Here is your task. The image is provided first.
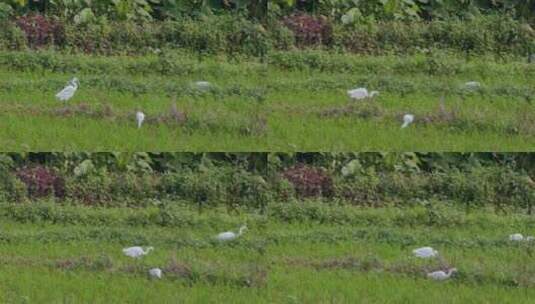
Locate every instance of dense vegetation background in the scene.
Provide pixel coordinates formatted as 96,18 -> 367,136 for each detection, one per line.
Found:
0,153 -> 533,214
0,0 -> 533,57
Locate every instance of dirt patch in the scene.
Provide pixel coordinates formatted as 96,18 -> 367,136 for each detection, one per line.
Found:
318,102 -> 384,119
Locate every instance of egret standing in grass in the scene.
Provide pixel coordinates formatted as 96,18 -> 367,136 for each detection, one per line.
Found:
413,247 -> 438,258
56,77 -> 79,102
347,88 -> 379,101
195,81 -> 212,91
401,114 -> 415,129
464,81 -> 481,90
136,111 -> 145,129
509,233 -> 524,241
427,268 -> 457,281
216,225 -> 247,242
122,246 -> 153,258
149,268 -> 163,279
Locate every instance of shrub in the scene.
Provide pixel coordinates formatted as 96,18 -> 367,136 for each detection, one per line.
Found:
0,3 -> 13,22
272,177 -> 296,202
334,169 -> 382,206
226,20 -> 271,58
0,21 -> 27,50
62,21 -> 112,53
378,172 -> 428,203
64,169 -> 113,205
268,21 -> 295,51
0,155 -> 27,202
282,164 -> 333,198
282,13 -> 333,47
332,22 -> 379,54
160,166 -> 230,209
491,167 -> 535,213
427,168 -> 495,209
227,169 -> 271,210
16,165 -> 64,199
15,14 -> 64,48
109,172 -> 161,206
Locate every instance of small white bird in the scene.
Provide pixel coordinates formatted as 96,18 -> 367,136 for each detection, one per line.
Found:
195,81 -> 212,91
401,114 -> 415,129
122,246 -> 153,258
216,225 -> 247,242
509,233 -> 524,241
526,236 -> 535,242
56,77 -> 79,102
347,88 -> 379,101
149,268 -> 162,279
136,111 -> 145,129
464,81 -> 481,90
413,247 -> 438,258
427,268 -> 457,281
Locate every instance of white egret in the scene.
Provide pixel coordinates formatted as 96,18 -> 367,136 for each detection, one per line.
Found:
195,81 -> 212,91
347,88 -> 379,101
216,225 -> 247,242
122,246 -> 154,258
149,268 -> 163,279
401,114 -> 415,129
413,247 -> 438,258
136,111 -> 145,129
464,81 -> 481,90
509,233 -> 524,241
56,77 -> 79,102
427,268 -> 457,281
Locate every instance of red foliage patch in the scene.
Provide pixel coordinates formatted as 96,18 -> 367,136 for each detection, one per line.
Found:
16,14 -> 64,48
282,164 -> 333,198
16,165 -> 65,199
282,13 -> 332,47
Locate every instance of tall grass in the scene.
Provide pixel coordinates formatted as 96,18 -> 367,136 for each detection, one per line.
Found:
2,204 -> 535,303
0,50 -> 533,150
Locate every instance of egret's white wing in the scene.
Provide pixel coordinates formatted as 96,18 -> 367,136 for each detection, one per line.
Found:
149,268 -> 162,279
427,271 -> 447,280
123,246 -> 144,257
464,81 -> 481,90
347,88 -> 369,100
509,233 -> 524,241
413,247 -> 437,258
217,231 -> 236,241
56,85 -> 76,101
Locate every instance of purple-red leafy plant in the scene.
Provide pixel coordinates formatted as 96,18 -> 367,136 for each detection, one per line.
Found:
16,165 -> 65,199
282,164 -> 333,198
16,14 -> 64,48
282,13 -> 332,47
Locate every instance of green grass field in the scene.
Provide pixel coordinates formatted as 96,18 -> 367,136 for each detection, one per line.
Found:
2,203 -> 535,303
0,51 -> 533,151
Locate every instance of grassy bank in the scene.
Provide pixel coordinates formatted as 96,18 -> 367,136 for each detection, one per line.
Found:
0,51 -> 533,150
2,203 -> 535,303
